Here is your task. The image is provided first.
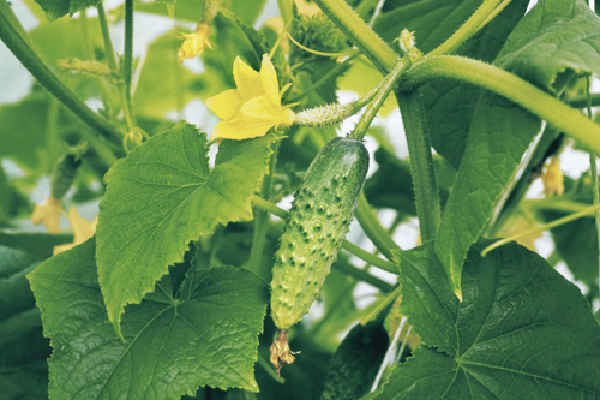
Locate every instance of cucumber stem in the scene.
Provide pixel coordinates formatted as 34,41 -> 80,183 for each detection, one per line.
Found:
349,58 -> 406,140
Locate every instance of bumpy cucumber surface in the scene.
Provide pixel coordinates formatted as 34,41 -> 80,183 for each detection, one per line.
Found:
320,321 -> 389,400
271,137 -> 369,329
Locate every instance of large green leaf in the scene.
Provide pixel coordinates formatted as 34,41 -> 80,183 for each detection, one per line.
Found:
370,242 -> 600,399
420,0 -> 529,167
28,239 -> 268,399
96,122 -> 274,334
34,0 -> 99,20
435,0 -> 600,291
374,0 -> 481,53
0,246 -> 50,400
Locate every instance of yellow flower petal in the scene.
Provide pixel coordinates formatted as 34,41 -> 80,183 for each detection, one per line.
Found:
31,197 -> 61,234
233,56 -> 263,100
260,54 -> 281,106
178,23 -> 212,62
206,89 -> 243,120
211,118 -> 275,141
53,208 -> 97,255
240,96 -> 295,126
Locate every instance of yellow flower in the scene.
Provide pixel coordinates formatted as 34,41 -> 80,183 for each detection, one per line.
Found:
178,23 -> 212,62
53,207 -> 97,255
31,197 -> 61,234
205,54 -> 295,141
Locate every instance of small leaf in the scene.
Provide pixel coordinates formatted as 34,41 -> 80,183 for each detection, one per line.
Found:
28,239 -> 267,399
96,122 -> 274,334
371,242 -> 600,399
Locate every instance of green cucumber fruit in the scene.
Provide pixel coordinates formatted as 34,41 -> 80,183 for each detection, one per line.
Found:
51,154 -> 81,199
270,137 -> 369,330
320,321 -> 389,400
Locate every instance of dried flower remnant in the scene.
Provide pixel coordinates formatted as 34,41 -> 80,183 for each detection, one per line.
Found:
269,329 -> 297,378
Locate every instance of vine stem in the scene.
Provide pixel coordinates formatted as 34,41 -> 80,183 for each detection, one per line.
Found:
250,195 -> 398,273
429,0 -> 507,56
481,203 -> 600,257
355,194 -> 400,260
401,55 -> 600,155
350,58 -> 406,139
123,0 -> 135,130
0,4 -> 124,141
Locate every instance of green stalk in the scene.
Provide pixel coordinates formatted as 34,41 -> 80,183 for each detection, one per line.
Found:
332,262 -> 394,292
350,58 -> 406,139
568,94 -> 600,109
482,203 -> 600,257
0,7 -> 123,141
98,1 -> 118,71
124,0 -> 135,129
402,55 -> 600,155
355,194 -> 401,260
248,141 -> 280,279
429,0 -> 507,56
250,195 -> 398,271
396,90 -> 440,242
313,0 -> 397,72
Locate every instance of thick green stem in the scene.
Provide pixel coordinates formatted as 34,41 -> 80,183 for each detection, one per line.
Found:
350,58 -> 406,139
313,0 -> 397,72
396,90 -> 441,242
0,8 -> 123,141
429,0 -> 506,56
355,194 -> 401,260
401,55 -> 600,155
250,195 -> 397,270
568,94 -> 600,109
98,1 -> 117,71
124,0 -> 135,129
332,261 -> 394,292
248,141 -> 280,278
341,241 -> 397,273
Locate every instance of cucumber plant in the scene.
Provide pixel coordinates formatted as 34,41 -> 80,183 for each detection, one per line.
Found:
1,0 -> 600,399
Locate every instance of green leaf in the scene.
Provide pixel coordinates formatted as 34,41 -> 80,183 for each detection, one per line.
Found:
34,0 -> 99,21
435,0 -> 600,291
371,242 -> 600,399
364,148 -> 453,221
421,0 -> 529,168
0,246 -> 50,400
28,239 -> 268,399
0,232 -> 73,262
96,122 -> 274,334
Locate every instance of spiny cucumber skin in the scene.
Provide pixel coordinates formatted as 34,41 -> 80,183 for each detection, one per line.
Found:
320,321 -> 389,400
271,137 -> 369,329
51,154 -> 81,199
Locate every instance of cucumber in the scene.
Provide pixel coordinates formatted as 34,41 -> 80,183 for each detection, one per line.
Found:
270,137 -> 369,330
51,154 -> 81,199
320,321 -> 389,400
